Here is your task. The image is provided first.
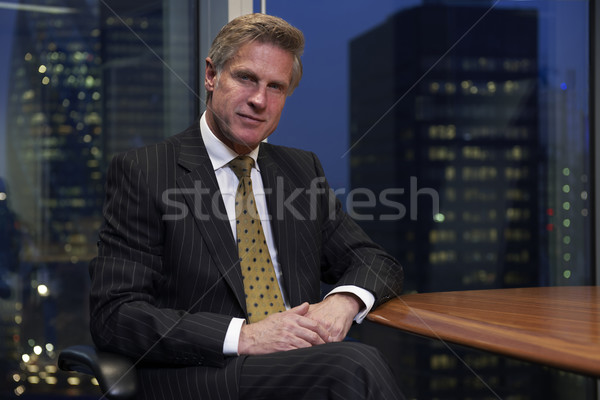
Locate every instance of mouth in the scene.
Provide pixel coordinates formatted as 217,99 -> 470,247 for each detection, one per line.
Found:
238,113 -> 264,123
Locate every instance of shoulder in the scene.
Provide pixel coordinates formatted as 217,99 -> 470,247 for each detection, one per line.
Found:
110,121 -> 200,169
259,142 -> 318,166
258,142 -> 327,183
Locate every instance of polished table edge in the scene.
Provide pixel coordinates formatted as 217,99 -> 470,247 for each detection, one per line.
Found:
367,286 -> 600,377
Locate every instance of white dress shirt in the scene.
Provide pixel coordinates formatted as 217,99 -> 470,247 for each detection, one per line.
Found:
198,113 -> 374,355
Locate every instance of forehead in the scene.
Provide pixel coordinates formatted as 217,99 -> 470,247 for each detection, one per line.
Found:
228,41 -> 294,80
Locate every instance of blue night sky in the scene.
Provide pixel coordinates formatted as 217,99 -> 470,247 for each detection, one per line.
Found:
259,0 -> 588,191
256,0 -> 415,190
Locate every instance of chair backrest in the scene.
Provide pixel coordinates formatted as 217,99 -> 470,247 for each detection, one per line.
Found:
58,345 -> 137,400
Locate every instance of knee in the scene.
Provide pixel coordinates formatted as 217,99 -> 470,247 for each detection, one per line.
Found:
322,342 -> 390,378
331,342 -> 386,365
321,342 -> 401,399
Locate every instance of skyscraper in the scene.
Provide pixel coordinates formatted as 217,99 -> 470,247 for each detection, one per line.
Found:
5,0 -> 104,265
100,0 -> 198,160
350,3 -> 540,293
349,3 -> 547,398
4,1 -> 103,395
2,0 -> 198,395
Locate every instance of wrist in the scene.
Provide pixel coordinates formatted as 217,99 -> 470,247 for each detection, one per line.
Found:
238,322 -> 253,355
327,293 -> 362,316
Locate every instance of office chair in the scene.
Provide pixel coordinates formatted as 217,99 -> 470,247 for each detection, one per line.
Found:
58,345 -> 137,400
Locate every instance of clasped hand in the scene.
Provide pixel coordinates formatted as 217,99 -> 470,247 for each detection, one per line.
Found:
238,293 -> 361,355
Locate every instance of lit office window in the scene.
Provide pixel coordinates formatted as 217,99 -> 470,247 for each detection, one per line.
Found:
0,0 -> 198,397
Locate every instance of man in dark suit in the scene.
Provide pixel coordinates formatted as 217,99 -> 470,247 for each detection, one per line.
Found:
90,13 -> 404,399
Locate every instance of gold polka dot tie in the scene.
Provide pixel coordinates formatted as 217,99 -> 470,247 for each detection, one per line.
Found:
229,156 -> 285,323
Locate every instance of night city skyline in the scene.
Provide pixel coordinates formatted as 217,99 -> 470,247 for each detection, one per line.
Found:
0,1 -> 592,398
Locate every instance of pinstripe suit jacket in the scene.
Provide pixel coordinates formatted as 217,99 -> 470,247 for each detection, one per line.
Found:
89,120 -> 403,399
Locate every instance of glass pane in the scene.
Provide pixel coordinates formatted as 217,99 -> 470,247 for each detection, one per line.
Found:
348,1 -> 591,292
267,0 -> 591,292
266,0 -> 592,399
0,0 -> 198,397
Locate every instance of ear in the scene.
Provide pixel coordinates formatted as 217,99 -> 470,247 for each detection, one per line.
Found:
205,57 -> 217,93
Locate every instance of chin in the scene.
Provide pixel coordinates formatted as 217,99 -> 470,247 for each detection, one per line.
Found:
236,133 -> 267,147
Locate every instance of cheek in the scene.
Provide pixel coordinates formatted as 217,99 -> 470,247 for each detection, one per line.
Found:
213,91 -> 235,114
269,97 -> 287,115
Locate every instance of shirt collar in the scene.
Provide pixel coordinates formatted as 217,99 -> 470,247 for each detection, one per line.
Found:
200,112 -> 260,171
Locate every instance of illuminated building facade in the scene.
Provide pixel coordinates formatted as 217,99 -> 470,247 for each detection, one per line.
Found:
2,1 -> 104,395
100,0 -> 165,159
1,0 -> 197,396
350,3 -> 540,293
5,1 -> 104,266
100,0 -> 198,160
4,0 -> 103,395
349,3 -> 552,398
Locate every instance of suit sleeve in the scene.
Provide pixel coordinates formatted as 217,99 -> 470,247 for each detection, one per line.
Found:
89,152 -> 232,368
313,153 -> 404,308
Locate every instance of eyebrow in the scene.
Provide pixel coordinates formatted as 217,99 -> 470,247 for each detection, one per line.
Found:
233,67 -> 289,90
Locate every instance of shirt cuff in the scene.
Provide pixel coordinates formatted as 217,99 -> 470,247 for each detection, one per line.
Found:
325,285 -> 375,324
223,317 -> 245,356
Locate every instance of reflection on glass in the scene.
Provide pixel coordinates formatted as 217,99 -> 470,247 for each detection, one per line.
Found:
349,2 -> 590,293
0,0 -> 197,397
264,0 -> 593,396
344,1 -> 592,399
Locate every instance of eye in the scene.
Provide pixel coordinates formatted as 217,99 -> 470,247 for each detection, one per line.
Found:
236,72 -> 254,83
268,82 -> 284,92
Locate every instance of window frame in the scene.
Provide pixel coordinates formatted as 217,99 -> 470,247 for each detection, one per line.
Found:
592,0 -> 600,286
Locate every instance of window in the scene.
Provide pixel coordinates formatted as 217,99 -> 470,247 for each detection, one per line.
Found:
265,1 -> 593,399
0,0 -> 198,396
0,0 -> 595,398
266,0 -> 592,290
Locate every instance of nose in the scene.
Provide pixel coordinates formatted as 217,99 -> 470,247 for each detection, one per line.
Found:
248,85 -> 267,110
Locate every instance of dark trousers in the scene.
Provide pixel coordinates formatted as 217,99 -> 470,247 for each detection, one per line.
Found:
239,342 -> 405,400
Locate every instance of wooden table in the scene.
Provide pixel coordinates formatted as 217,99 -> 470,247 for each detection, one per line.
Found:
367,286 -> 600,376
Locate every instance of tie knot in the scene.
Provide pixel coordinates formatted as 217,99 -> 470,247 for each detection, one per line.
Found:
229,156 -> 255,179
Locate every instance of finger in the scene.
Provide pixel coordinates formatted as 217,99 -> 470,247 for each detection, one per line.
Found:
273,309 -> 327,345
287,324 -> 326,346
268,317 -> 324,349
295,315 -> 329,343
277,313 -> 328,345
304,308 -> 337,338
309,316 -> 347,343
288,302 -> 310,316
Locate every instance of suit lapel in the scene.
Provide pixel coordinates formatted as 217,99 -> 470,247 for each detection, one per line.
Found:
176,125 -> 247,314
258,147 -> 303,307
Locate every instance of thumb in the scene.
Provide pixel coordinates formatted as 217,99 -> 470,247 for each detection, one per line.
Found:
289,302 -> 310,316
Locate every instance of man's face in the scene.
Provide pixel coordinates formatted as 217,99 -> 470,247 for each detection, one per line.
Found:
204,41 -> 294,154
